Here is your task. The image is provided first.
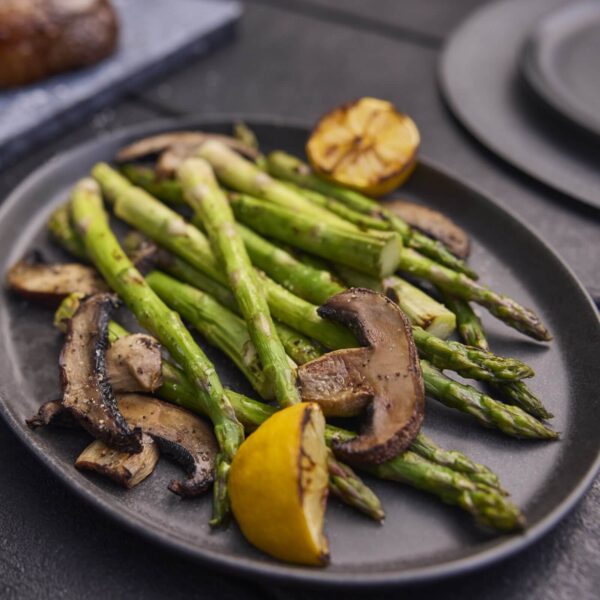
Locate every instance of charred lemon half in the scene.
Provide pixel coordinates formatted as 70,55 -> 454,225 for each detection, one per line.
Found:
229,402 -> 329,566
307,97 -> 420,197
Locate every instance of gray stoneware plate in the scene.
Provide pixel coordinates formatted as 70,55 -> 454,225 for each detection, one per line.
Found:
521,1 -> 600,139
0,118 -> 599,588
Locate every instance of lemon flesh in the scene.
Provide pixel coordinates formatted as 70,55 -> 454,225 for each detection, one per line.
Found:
307,97 -> 420,197
229,402 -> 329,566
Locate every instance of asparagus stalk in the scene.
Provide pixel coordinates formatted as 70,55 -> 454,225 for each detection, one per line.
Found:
412,326 -> 534,382
442,294 -> 489,350
399,248 -> 551,341
196,139 -> 355,229
421,361 -> 557,439
130,236 -> 324,366
146,269 -> 277,400
265,150 -> 477,278
120,164 -> 185,205
409,435 -> 501,490
282,181 -> 390,231
327,451 -> 385,521
69,178 -> 244,525
443,295 -> 553,420
368,452 -> 523,531
229,192 -> 403,277
226,222 -> 343,305
48,204 -> 88,260
178,158 -> 299,407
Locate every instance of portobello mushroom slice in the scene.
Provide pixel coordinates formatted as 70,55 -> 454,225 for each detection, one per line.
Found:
384,199 -> 470,259
117,394 -> 218,497
297,288 -> 425,465
60,293 -> 143,452
26,399 -> 74,429
116,131 -> 260,177
75,434 -> 159,489
28,395 -> 218,497
106,334 -> 163,393
6,251 -> 108,304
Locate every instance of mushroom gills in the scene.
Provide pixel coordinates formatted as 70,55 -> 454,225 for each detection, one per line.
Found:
106,334 -> 163,393
297,288 -> 425,465
75,434 -> 159,488
6,251 -> 108,304
117,394 -> 218,497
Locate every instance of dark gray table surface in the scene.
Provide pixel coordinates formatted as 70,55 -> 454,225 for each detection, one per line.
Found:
0,1 -> 598,598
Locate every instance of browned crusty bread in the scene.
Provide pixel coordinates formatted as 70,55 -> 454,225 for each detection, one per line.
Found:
0,0 -> 118,88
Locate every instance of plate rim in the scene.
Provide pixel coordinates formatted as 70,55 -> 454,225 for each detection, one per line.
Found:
0,115 -> 599,588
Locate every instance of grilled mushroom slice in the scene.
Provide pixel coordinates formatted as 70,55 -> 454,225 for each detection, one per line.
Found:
385,199 -> 470,259
106,334 -> 163,393
28,394 -> 218,497
60,293 -> 142,452
116,131 -> 260,177
117,394 -> 218,497
26,399 -> 74,429
297,288 -> 425,465
75,434 -> 159,488
6,251 -> 108,304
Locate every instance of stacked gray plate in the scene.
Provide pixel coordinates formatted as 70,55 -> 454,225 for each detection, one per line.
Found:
440,0 -> 600,210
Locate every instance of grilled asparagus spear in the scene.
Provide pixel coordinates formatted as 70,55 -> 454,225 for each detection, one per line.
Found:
69,178 -> 244,525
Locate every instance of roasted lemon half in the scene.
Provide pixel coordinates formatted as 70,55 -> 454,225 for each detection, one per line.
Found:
229,402 -> 329,566
307,97 -> 420,197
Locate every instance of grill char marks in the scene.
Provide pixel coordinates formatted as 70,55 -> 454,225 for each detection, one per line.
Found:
59,293 -> 143,453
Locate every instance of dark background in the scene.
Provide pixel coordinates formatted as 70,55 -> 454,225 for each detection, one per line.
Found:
0,1 -> 598,598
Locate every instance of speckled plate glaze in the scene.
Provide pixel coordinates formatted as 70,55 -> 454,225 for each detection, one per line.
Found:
0,118 -> 599,588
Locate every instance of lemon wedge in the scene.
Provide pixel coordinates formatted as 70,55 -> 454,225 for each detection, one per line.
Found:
307,97 -> 420,197
229,402 -> 329,566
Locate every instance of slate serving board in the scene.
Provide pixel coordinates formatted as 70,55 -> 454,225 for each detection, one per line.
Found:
0,0 -> 241,171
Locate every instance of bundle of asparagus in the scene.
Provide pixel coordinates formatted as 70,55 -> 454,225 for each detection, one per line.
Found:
10,120 -> 562,568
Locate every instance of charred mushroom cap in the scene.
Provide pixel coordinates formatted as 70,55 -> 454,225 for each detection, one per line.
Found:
6,251 -> 108,304
297,288 -> 425,465
26,399 -> 74,429
117,394 -> 218,497
60,293 -> 143,452
106,334 -> 163,393
75,434 -> 159,489
384,199 -> 470,259
115,131 -> 260,177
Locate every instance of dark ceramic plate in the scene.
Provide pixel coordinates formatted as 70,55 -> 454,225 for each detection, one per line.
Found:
439,0 -> 600,210
521,1 -> 600,139
0,118 -> 599,588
